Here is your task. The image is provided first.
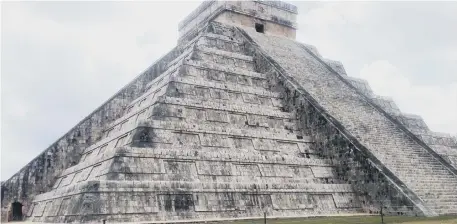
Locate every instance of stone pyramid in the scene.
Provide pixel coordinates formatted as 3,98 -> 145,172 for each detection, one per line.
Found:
2,1 -> 457,223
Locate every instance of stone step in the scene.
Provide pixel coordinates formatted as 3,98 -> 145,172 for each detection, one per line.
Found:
392,170 -> 452,177
102,173 -> 346,185
149,104 -> 302,137
104,68 -> 287,137
386,157 -> 446,163
407,182 -> 457,188
413,190 -> 457,195
399,171 -> 455,176
42,179 -> 357,200
184,57 -> 266,80
389,165 -> 451,172
182,61 -> 269,89
426,207 -> 457,213
406,176 -> 457,181
207,22 -> 239,38
246,23 -> 457,214
399,173 -> 454,178
64,144 -> 335,180
195,44 -> 252,62
197,33 -> 246,54
416,195 -> 457,201
425,204 -> 457,211
379,153 -> 443,160
377,153 -> 443,162
168,75 -> 280,99
203,32 -> 243,44
114,61 -> 185,123
192,45 -> 255,72
144,59 -> 270,95
88,94 -> 298,156
137,119 -> 312,144
407,182 -> 457,187
435,210 -> 457,215
389,163 -> 446,168
416,190 -> 457,195
383,158 -> 444,164
408,181 -> 457,185
415,192 -> 457,197
396,172 -> 453,179
423,198 -> 457,203
383,151 -> 435,156
164,44 -> 195,69
423,201 -> 457,207
396,171 -> 453,177
158,96 -> 292,120
112,147 -> 333,167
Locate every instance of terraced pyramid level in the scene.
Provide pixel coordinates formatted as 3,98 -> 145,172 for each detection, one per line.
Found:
2,1 -> 456,223
26,24 -> 367,223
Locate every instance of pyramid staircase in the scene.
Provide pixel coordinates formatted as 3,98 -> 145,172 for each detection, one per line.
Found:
238,25 -> 457,216
3,1 -> 455,222
26,22 -> 382,223
18,18 -> 457,223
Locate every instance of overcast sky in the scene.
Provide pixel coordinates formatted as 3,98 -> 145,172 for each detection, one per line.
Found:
1,1 -> 456,181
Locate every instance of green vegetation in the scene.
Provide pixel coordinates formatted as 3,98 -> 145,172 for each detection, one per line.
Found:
227,215 -> 457,224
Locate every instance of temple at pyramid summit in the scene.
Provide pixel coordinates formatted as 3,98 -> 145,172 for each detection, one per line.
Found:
2,0 -> 457,222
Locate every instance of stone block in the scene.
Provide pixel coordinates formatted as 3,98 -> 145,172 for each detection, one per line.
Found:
271,193 -> 313,210
196,161 -> 234,176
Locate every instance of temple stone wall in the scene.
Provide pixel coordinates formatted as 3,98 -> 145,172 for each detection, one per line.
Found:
178,0 -> 297,43
0,43 -> 185,221
214,11 -> 296,39
323,54 -> 457,169
24,22 -> 367,223
249,33 -> 426,217
3,1 -> 457,222
239,25 -> 457,215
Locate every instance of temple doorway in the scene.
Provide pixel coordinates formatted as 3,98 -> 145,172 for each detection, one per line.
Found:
11,201 -> 23,221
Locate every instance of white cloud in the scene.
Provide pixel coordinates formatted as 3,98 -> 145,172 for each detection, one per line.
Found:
443,46 -> 457,63
359,60 -> 457,135
294,1 -> 457,136
296,2 -> 375,59
301,2 -> 371,27
0,1 -> 201,180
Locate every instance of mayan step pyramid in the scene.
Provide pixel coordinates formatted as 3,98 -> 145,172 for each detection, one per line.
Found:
2,1 -> 457,223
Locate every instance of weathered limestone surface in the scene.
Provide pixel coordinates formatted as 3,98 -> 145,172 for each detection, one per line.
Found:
1,38 -> 186,221
240,26 -> 457,215
3,1 -> 457,223
24,23 -> 369,223
178,0 -> 297,43
323,58 -> 457,168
